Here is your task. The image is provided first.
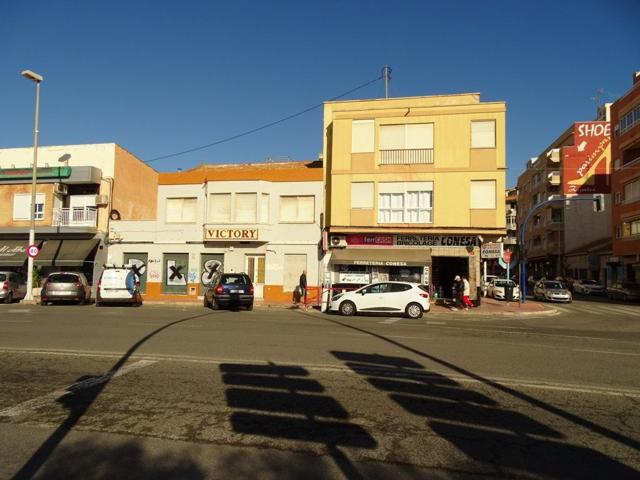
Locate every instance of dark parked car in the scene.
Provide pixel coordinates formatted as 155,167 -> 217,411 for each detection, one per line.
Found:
606,282 -> 640,302
0,271 -> 27,304
41,272 -> 91,305
204,273 -> 253,310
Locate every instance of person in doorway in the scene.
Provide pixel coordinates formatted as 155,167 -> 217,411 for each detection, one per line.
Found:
462,276 -> 474,309
299,269 -> 308,309
452,276 -> 463,310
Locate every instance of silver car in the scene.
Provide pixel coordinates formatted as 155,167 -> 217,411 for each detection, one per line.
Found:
0,271 -> 27,304
606,282 -> 640,302
572,279 -> 605,295
41,272 -> 91,305
533,280 -> 572,303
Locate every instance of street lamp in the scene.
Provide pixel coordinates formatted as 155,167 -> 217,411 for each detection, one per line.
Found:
21,69 -> 43,302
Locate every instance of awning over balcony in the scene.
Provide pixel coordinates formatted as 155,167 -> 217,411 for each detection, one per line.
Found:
0,240 -> 28,267
35,239 -> 99,267
330,248 -> 431,267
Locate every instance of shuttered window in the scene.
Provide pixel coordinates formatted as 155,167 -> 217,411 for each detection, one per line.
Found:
13,193 -> 45,220
166,198 -> 197,223
380,124 -> 433,149
235,193 -> 257,223
471,121 -> 496,148
260,193 -> 270,223
209,194 -> 231,223
351,120 -> 374,153
351,182 -> 374,209
280,196 -> 315,223
470,180 -> 496,209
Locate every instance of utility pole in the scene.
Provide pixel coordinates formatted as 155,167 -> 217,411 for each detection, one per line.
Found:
382,66 -> 392,98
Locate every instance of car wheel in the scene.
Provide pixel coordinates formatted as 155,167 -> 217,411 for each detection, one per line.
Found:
246,303 -> 253,311
339,301 -> 356,317
405,302 -> 423,319
4,292 -> 13,304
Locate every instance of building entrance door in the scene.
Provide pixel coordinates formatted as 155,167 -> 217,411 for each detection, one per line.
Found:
246,254 -> 265,298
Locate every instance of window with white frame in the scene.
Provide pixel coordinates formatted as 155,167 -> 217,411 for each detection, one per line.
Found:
235,193 -> 257,223
351,182 -> 374,209
470,180 -> 496,209
260,193 -> 270,223
279,196 -> 315,223
208,193 -> 231,223
624,179 -> 640,203
13,193 -> 45,221
351,120 -> 374,153
471,120 -> 496,148
378,182 -> 433,224
165,197 -> 197,223
622,218 -> 640,237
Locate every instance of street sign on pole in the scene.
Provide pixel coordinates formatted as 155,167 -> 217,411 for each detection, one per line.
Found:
26,244 -> 39,258
481,242 -> 503,259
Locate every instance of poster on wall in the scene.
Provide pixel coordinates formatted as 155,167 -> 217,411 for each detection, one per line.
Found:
562,121 -> 611,194
166,260 -> 187,285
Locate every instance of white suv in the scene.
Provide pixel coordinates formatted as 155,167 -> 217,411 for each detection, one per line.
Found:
329,281 -> 430,319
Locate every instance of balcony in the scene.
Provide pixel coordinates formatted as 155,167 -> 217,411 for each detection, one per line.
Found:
506,214 -> 517,230
547,171 -> 561,186
546,148 -> 560,163
52,207 -> 97,227
380,149 -> 434,165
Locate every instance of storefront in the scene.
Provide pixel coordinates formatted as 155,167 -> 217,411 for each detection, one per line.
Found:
326,234 -> 481,299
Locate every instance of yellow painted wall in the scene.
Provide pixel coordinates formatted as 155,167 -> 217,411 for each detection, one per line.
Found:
0,184 -> 55,227
113,145 -> 158,221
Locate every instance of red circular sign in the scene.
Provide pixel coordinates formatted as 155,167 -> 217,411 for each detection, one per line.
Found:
503,249 -> 512,263
26,244 -> 40,258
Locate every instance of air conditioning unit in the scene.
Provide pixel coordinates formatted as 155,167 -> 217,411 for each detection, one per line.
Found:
54,183 -> 68,195
95,194 -> 109,206
330,235 -> 347,248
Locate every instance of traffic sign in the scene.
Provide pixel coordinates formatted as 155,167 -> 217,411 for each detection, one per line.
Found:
26,244 -> 40,258
503,249 -> 512,264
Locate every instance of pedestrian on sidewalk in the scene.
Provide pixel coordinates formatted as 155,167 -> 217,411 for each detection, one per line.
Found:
451,276 -> 463,310
462,276 -> 474,309
299,269 -> 308,310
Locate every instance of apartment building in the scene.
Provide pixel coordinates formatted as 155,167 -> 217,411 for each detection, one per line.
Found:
610,72 -> 640,283
516,113 -> 612,283
0,144 -> 157,290
322,93 -> 507,300
107,161 -> 323,303
505,187 -> 518,247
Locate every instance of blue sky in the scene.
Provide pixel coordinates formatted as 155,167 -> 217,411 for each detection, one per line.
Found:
1,0 -> 638,187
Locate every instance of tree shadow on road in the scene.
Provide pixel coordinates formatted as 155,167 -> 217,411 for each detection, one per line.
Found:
329,350 -> 639,478
11,311 -> 214,480
220,362 -> 377,480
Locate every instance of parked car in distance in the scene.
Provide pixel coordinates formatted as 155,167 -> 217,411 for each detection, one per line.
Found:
481,275 -> 498,296
0,271 -> 27,304
204,273 -> 254,310
572,279 -> 605,295
606,282 -> 640,302
329,281 -> 430,319
41,272 -> 91,305
487,278 -> 520,301
533,280 -> 572,303
96,265 -> 142,306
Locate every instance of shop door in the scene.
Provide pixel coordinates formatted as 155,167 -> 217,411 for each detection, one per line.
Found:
246,254 -> 265,298
123,252 -> 148,293
200,253 -> 224,294
163,253 -> 188,294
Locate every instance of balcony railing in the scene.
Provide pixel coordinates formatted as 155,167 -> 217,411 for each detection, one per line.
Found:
52,207 -> 97,227
506,214 -> 517,230
380,148 -> 434,165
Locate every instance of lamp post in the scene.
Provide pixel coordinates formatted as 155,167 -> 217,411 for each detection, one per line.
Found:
22,69 -> 43,302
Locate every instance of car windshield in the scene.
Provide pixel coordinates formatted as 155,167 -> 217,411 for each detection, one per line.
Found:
495,280 -> 516,287
48,274 -> 79,283
543,281 -> 563,289
221,274 -> 250,285
0,274 -> 6,282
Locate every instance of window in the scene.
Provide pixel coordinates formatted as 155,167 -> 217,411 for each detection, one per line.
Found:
209,194 -> 231,223
619,104 -> 640,134
165,197 -> 197,223
235,193 -> 257,223
615,225 -> 621,239
246,255 -> 265,284
351,120 -> 374,153
283,254 -> 306,292
379,123 -> 434,164
470,180 -> 496,209
280,196 -> 315,223
351,182 -> 374,209
624,179 -> 640,203
378,182 -> 433,223
260,193 -> 270,223
471,120 -> 496,148
615,192 -> 622,204
13,193 -> 45,221
623,218 -> 640,237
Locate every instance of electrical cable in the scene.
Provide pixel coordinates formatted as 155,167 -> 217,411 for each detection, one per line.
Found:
145,74 -> 383,163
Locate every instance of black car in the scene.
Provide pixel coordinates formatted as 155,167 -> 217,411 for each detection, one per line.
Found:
204,273 -> 254,310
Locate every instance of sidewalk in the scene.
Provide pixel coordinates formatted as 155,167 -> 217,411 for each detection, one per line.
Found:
430,296 -> 557,316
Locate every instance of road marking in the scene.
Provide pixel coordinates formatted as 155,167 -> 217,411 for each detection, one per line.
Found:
7,310 -> 31,314
597,305 -> 640,317
1,320 -> 33,323
425,321 -> 446,325
573,348 -> 640,357
0,359 -> 156,418
379,317 -> 402,324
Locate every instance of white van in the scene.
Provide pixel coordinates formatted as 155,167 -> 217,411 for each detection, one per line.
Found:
96,265 -> 142,306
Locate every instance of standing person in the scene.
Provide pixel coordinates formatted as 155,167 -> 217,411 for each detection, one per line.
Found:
299,269 -> 308,309
462,276 -> 474,309
452,276 -> 463,310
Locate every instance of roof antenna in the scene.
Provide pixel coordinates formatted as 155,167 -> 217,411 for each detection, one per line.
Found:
382,66 -> 392,98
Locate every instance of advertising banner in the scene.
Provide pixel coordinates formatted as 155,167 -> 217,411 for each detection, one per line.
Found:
562,122 -> 611,194
481,242 -> 502,259
345,234 -> 478,247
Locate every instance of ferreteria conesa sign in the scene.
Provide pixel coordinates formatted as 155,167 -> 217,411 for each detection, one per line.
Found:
204,227 -> 259,241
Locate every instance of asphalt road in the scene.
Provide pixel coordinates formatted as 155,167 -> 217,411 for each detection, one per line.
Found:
0,301 -> 639,479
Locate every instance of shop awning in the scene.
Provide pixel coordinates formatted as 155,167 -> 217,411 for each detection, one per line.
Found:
0,240 -> 27,267
35,239 -> 99,267
330,248 -> 430,267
